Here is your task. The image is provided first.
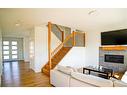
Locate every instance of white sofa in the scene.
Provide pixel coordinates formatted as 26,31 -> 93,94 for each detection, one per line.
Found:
50,65 -> 127,87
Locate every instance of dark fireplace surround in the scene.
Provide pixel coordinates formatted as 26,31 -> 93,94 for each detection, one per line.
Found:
105,54 -> 124,64
99,49 -> 127,73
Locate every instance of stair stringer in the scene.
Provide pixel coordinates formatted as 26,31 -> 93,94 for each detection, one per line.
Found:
42,47 -> 72,76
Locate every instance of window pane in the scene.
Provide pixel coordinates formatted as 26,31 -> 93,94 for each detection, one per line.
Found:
3,46 -> 9,50
12,46 -> 17,50
4,55 -> 9,59
3,41 -> 9,45
12,41 -> 17,45
12,55 -> 17,59
3,51 -> 9,55
12,51 -> 17,54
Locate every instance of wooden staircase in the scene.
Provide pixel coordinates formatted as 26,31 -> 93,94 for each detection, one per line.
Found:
41,22 -> 85,76
42,47 -> 71,76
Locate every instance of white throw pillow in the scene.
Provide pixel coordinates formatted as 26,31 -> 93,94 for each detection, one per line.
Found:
121,71 -> 127,83
57,65 -> 73,75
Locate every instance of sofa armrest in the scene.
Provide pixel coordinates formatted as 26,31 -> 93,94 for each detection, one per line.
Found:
114,80 -> 127,87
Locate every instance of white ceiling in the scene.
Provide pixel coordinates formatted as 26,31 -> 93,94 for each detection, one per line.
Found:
0,8 -> 127,37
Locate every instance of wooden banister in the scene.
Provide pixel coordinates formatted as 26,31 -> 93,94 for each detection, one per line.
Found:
54,24 -> 63,33
63,33 -> 73,44
62,32 -> 64,42
48,22 -> 52,70
51,32 -> 74,57
73,31 -> 76,46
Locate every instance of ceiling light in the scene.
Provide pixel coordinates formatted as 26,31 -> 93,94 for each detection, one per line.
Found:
15,23 -> 20,26
15,20 -> 22,27
88,10 -> 97,15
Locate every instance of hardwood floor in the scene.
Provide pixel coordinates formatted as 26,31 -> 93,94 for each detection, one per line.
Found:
1,60 -> 52,87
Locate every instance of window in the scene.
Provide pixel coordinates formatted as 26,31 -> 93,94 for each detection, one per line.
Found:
3,51 -> 9,55
3,41 -> 9,45
12,55 -> 17,59
12,51 -> 17,54
12,41 -> 17,45
3,46 -> 9,50
4,55 -> 9,59
12,46 -> 17,50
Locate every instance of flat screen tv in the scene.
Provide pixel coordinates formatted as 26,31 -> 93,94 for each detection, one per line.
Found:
101,29 -> 127,45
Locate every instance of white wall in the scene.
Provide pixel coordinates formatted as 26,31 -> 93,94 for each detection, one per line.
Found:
59,47 -> 86,68
51,32 -> 61,52
85,30 -> 101,68
29,29 -> 35,70
29,26 -> 49,72
0,28 -> 2,86
34,26 -> 48,72
59,30 -> 100,69
23,36 -> 30,62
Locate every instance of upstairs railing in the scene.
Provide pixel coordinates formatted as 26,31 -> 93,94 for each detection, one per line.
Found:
54,24 -> 64,42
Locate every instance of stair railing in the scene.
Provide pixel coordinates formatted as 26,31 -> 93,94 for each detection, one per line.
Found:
51,31 -> 75,57
48,22 -> 75,70
54,24 -> 64,42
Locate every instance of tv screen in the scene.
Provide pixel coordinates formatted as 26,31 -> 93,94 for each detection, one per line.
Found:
101,29 -> 127,45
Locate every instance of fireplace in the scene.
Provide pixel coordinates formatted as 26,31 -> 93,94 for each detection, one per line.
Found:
105,54 -> 124,64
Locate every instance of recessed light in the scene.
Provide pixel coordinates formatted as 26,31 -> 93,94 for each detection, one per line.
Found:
15,23 -> 20,26
15,20 -> 22,26
88,10 -> 97,15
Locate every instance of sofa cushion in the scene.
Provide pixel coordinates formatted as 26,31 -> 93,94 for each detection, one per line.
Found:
114,80 -> 127,87
71,72 -> 113,87
57,65 -> 73,75
70,78 -> 94,87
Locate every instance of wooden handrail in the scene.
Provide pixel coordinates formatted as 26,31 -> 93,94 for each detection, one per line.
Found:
48,22 -> 52,70
63,33 -> 73,44
54,24 -> 63,33
51,32 -> 74,57
73,31 -> 76,46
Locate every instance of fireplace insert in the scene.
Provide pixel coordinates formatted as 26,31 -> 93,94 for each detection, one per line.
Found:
105,54 -> 124,64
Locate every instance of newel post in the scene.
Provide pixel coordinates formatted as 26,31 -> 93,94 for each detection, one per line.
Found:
48,22 -> 52,70
73,31 -> 76,46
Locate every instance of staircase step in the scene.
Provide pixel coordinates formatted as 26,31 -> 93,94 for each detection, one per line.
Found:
42,68 -> 50,76
42,47 -> 72,75
45,64 -> 50,69
52,62 -> 58,65
52,64 -> 57,69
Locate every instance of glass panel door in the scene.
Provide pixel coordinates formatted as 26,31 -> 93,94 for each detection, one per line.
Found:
2,40 -> 18,61
3,41 -> 10,61
11,41 -> 18,60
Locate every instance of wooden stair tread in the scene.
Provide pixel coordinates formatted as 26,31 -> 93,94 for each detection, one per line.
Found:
42,68 -> 50,76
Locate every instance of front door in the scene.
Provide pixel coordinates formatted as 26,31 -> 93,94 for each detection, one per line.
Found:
2,38 -> 23,61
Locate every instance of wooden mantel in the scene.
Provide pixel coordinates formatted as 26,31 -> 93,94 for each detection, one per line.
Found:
100,46 -> 127,51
